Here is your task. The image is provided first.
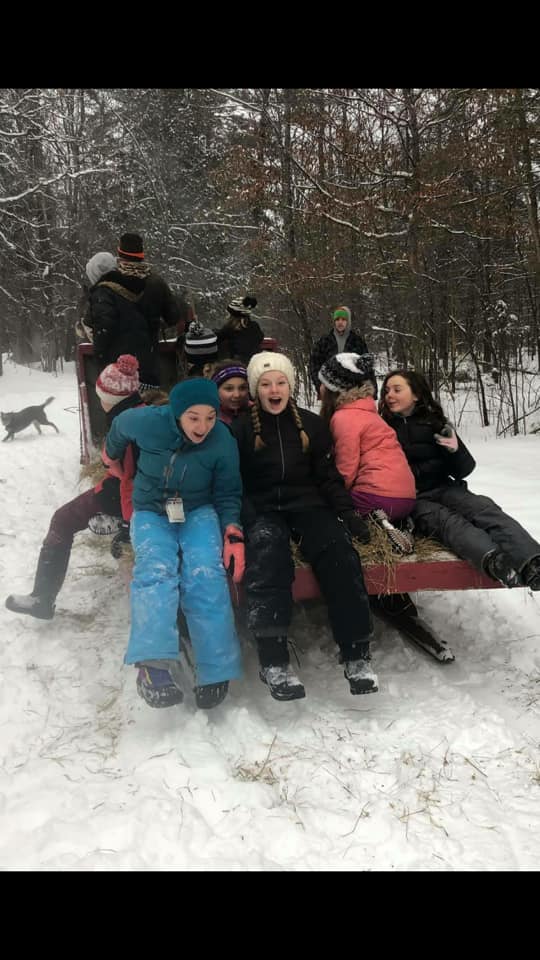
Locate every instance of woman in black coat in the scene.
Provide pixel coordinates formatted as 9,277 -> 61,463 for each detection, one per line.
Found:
380,369 -> 540,590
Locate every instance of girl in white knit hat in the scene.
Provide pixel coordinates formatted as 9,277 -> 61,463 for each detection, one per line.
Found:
231,351 -> 377,701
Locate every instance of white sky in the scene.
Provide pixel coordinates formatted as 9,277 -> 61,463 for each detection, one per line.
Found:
0,358 -> 539,870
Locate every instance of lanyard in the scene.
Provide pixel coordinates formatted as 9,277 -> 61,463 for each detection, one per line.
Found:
164,450 -> 187,497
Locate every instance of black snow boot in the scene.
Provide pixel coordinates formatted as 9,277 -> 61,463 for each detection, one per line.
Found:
483,549 -> 521,588
520,555 -> 540,591
341,640 -> 378,695
5,543 -> 70,620
195,681 -> 229,709
259,664 -> 306,701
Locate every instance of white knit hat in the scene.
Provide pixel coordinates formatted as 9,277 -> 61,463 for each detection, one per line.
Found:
85,251 -> 116,286
247,351 -> 296,397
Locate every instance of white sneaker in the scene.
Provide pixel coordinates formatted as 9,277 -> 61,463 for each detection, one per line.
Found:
370,509 -> 414,555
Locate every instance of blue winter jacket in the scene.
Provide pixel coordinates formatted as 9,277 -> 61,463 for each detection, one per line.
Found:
105,404 -> 242,531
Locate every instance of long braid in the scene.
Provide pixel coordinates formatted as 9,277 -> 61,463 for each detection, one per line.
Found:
251,401 -> 266,451
288,398 -> 309,453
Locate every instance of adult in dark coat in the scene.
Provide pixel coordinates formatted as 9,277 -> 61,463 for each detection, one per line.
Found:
380,369 -> 540,591
309,306 -> 374,395
231,351 -> 376,702
216,296 -> 264,364
85,242 -> 159,388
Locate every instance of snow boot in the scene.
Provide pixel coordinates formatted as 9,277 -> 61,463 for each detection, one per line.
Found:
136,661 -> 184,708
195,681 -> 229,709
369,508 -> 415,555
5,543 -> 70,620
520,555 -> 540,591
259,664 -> 306,701
342,641 -> 378,695
88,513 -> 123,536
483,549 -> 521,588
5,593 -> 55,620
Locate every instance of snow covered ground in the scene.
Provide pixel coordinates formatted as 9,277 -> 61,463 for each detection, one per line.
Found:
0,358 -> 539,870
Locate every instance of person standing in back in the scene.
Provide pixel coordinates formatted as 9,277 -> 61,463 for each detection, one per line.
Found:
310,306 -> 375,398
216,296 -> 264,364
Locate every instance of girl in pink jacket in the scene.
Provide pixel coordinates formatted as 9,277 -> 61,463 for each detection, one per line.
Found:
319,353 -> 416,551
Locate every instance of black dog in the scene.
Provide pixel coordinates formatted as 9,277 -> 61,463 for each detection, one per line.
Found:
1,397 -> 59,441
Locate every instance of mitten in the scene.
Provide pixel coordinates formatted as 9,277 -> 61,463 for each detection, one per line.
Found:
223,524 -> 245,583
339,510 -> 371,544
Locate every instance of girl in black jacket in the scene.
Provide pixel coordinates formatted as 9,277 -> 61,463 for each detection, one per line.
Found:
380,370 -> 540,591
216,296 -> 264,364
231,351 -> 375,701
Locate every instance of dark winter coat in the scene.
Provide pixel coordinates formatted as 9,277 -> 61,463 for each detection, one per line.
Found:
216,319 -> 264,364
137,273 -> 188,347
231,405 -> 354,519
87,270 -> 158,385
385,410 -> 476,493
309,328 -> 372,390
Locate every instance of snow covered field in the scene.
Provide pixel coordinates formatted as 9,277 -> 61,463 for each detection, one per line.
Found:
0,358 -> 539,870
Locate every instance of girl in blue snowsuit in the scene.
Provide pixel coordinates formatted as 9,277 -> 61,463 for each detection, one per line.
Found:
105,378 -> 245,710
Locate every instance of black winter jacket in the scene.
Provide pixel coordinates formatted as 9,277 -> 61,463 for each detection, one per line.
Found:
309,329 -> 374,391
87,271 -> 159,385
216,319 -> 264,364
137,273 -> 186,347
386,410 -> 476,493
231,405 -> 354,518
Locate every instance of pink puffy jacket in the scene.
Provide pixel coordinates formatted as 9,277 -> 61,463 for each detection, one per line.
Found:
330,397 -> 415,499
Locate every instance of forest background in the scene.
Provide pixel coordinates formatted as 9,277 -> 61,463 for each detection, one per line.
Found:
1,87 -> 539,432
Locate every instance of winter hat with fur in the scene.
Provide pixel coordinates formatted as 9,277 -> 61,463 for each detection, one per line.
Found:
117,232 -> 144,262
332,306 -> 352,324
85,251 -> 116,286
95,354 -> 140,406
185,320 -> 218,359
247,351 -> 296,397
318,352 -> 374,392
169,378 -> 219,419
227,295 -> 257,318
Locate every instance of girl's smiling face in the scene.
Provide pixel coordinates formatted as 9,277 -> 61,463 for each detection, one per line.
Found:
218,377 -> 249,413
383,375 -> 418,416
179,404 -> 217,443
257,372 -> 290,415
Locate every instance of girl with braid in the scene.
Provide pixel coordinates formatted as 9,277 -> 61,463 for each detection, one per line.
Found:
231,352 -> 376,702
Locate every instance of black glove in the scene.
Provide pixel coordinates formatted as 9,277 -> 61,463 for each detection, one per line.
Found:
110,521 -> 131,559
339,510 -> 371,544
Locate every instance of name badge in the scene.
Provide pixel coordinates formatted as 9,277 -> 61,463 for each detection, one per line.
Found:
165,497 -> 185,523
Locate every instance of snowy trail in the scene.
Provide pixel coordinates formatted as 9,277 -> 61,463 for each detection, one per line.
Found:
0,360 -> 539,869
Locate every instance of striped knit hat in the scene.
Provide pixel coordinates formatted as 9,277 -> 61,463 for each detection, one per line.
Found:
211,363 -> 248,388
227,295 -> 257,317
185,320 -> 218,359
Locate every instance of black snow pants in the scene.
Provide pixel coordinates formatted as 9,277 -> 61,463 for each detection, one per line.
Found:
244,507 -> 373,666
413,482 -> 540,573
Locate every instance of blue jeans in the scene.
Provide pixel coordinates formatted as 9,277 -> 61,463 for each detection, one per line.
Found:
126,505 -> 243,684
